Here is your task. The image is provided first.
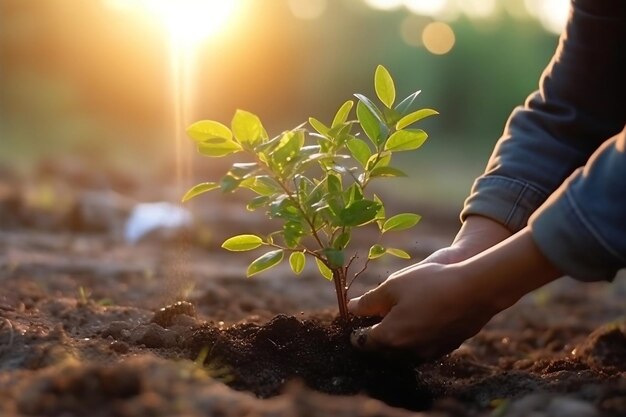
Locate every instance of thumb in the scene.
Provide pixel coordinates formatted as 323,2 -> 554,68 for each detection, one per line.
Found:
350,324 -> 382,351
348,284 -> 395,317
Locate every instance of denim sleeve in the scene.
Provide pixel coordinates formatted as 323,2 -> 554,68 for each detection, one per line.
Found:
530,133 -> 626,281
460,0 -> 626,280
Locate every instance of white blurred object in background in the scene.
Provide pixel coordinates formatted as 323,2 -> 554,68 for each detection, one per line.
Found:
125,202 -> 192,244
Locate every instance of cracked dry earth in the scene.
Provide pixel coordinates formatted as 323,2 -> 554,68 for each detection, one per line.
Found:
0,230 -> 625,417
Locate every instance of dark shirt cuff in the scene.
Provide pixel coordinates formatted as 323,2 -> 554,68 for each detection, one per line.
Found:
529,189 -> 620,282
460,176 -> 547,233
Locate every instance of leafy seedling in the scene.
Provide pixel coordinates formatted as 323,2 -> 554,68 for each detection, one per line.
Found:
183,65 -> 438,320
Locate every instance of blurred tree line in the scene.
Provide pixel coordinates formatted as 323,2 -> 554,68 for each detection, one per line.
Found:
0,0 -> 558,203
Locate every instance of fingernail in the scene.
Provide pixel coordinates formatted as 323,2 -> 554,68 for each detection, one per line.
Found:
347,297 -> 359,311
350,326 -> 370,348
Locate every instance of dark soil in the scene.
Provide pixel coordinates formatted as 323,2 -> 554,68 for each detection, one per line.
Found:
0,175 -> 624,416
184,314 -> 431,410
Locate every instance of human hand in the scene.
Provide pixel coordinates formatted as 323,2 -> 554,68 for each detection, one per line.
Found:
420,215 -> 512,265
348,262 -> 495,360
348,228 -> 561,360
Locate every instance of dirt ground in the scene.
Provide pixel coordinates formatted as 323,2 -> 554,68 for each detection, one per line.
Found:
0,173 -> 625,417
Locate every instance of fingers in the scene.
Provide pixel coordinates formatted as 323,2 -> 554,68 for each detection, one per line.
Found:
350,325 -> 380,350
350,309 -> 403,351
350,320 -> 461,361
347,283 -> 395,317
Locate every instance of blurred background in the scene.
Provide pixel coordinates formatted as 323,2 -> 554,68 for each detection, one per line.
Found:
0,0 -> 568,235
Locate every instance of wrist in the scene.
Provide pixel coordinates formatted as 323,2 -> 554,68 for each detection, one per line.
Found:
451,215 -> 513,256
458,228 -> 562,313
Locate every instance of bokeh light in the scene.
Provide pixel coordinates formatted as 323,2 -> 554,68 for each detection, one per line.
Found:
363,0 -> 404,11
458,0 -> 496,19
525,0 -> 570,34
288,0 -> 328,20
404,0 -> 448,17
362,0 -> 570,34
422,21 -> 455,55
400,15 -> 427,47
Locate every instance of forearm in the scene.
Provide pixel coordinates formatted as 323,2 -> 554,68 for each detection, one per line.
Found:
453,215 -> 512,249
456,227 -> 562,313
462,1 -> 626,232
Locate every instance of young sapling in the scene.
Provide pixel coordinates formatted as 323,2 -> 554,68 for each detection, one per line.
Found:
183,65 -> 438,320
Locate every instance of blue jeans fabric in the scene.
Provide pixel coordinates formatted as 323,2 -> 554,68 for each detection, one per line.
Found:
460,0 -> 626,281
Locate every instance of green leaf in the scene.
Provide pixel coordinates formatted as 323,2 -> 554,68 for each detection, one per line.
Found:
309,117 -> 330,136
241,176 -> 281,196
346,138 -> 372,168
356,101 -> 382,145
382,213 -> 422,232
375,65 -> 396,108
365,152 -> 392,171
323,248 -> 344,269
246,195 -> 270,211
332,100 -> 354,128
247,250 -> 284,277
327,172 -> 342,194
269,195 -> 299,220
232,110 -> 266,145
394,90 -> 421,116
325,193 -> 344,222
339,199 -> 381,227
181,182 -> 219,202
326,123 -> 352,148
298,145 -> 322,159
289,252 -> 306,275
315,258 -> 333,280
344,183 -> 364,205
368,244 -> 386,259
333,231 -> 351,250
283,221 -> 306,248
222,234 -> 264,251
354,94 -> 386,126
220,175 -> 242,193
197,138 -> 242,157
382,106 -> 402,126
373,194 -> 385,219
386,248 -> 411,259
229,162 -> 259,179
254,133 -> 283,155
396,109 -> 439,130
369,166 -> 407,178
384,129 -> 428,152
270,130 -> 305,174
187,120 -> 232,142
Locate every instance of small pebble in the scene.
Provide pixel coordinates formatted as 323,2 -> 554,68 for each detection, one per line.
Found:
109,340 -> 130,354
151,301 -> 196,328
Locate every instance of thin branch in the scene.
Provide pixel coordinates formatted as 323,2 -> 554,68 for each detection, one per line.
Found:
347,256 -> 372,291
276,179 -> 327,250
345,252 -> 358,272
264,242 -> 322,260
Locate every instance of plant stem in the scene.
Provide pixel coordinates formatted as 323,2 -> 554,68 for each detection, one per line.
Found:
332,268 -> 348,321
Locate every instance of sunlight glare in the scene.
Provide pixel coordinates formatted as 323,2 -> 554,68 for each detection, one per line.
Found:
140,0 -> 238,44
363,0 -> 404,11
524,0 -> 570,34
